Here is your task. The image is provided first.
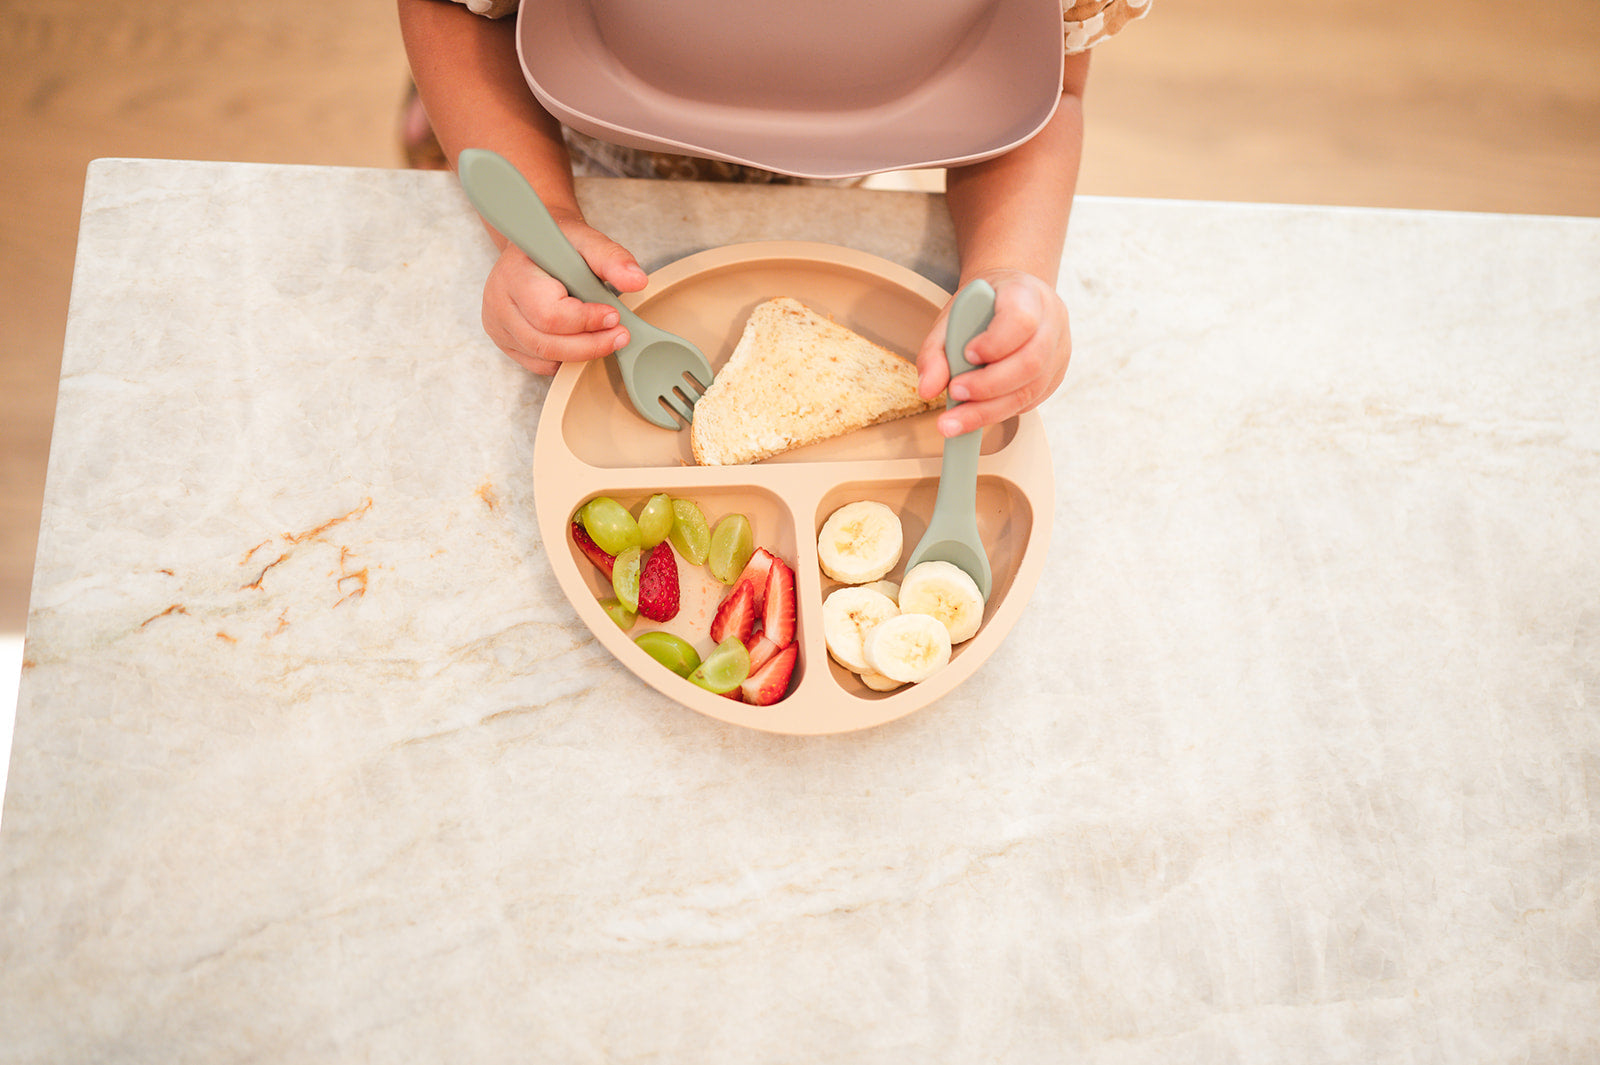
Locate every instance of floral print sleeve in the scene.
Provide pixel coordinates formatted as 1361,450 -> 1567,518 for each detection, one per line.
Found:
1062,0 -> 1152,54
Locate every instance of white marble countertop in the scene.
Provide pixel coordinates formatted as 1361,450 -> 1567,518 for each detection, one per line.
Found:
2,158 -> 1598,1062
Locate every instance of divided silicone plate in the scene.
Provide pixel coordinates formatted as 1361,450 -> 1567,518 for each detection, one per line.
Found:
532,242 -> 1053,734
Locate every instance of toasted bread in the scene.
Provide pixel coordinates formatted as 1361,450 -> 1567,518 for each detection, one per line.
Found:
690,298 -> 941,466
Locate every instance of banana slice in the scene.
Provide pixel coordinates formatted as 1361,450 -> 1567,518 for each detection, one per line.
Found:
863,579 -> 900,605
898,561 -> 985,645
817,501 -> 902,584
857,670 -> 906,692
822,586 -> 899,673
864,613 -> 952,684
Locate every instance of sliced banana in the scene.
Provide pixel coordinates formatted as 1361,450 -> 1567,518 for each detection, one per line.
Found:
863,579 -> 900,605
817,501 -> 902,584
822,586 -> 899,673
864,613 -> 952,684
857,670 -> 906,692
898,560 -> 985,645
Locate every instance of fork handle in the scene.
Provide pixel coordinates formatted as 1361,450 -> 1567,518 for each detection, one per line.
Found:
457,148 -> 628,314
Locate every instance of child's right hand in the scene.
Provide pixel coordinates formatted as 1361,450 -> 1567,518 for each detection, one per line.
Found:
481,216 -> 650,376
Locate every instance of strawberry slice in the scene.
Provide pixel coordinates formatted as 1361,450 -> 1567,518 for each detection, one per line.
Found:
746,633 -> 782,673
762,556 -> 797,648
740,642 -> 798,706
636,541 -> 680,622
571,520 -> 615,579
733,547 -> 779,613
709,578 -> 757,645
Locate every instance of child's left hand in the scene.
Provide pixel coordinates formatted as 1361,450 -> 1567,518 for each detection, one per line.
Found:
915,270 -> 1071,437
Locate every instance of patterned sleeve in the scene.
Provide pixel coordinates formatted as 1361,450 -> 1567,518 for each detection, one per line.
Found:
1062,0 -> 1152,54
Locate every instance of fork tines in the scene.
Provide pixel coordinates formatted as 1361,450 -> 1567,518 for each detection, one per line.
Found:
659,370 -> 710,429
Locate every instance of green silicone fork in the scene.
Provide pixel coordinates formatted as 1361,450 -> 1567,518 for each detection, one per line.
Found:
456,148 -> 714,429
903,279 -> 996,599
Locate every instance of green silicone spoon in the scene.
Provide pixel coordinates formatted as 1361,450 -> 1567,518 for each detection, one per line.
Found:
904,279 -> 995,599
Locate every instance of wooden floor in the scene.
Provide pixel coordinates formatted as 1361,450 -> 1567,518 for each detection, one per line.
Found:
3,0 -> 1597,633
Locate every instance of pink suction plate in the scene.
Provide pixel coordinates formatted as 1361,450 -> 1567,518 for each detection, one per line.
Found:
532,241 -> 1054,734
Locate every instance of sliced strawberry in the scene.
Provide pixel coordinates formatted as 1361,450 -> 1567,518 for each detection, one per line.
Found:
636,541 -> 680,622
571,519 -> 615,579
746,633 -> 782,673
740,643 -> 798,706
762,556 -> 797,648
709,579 -> 757,645
733,547 -> 779,612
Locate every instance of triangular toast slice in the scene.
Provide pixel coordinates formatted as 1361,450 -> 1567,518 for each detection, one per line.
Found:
690,298 -> 940,466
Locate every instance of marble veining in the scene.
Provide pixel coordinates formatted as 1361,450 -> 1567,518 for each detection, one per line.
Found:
1,160 -> 1597,1063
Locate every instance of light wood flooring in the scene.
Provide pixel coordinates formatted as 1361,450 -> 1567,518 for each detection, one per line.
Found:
3,0 -> 1598,633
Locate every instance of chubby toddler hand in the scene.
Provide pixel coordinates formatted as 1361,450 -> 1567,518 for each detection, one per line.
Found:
915,269 -> 1070,437
481,215 -> 648,376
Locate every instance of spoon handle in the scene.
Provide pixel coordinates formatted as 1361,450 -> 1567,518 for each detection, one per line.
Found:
457,148 -> 626,314
944,279 -> 995,389
934,279 -> 996,515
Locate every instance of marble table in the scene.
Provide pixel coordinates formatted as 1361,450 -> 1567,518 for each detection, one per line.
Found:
2,158 -> 1597,1063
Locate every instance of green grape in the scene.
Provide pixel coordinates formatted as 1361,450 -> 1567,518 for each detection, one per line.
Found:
668,498 -> 711,566
634,631 -> 701,678
636,493 -> 674,548
600,597 -> 636,631
687,636 -> 751,694
580,496 -> 642,557
611,546 -> 642,612
707,513 -> 754,585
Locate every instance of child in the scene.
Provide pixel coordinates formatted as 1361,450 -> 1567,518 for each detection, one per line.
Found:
397,0 -> 1150,438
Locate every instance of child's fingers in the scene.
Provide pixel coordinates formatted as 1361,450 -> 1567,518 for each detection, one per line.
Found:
544,294 -> 622,338
491,302 -> 627,369
511,273 -> 619,334
936,391 -> 1026,439
963,280 -> 1044,366
941,344 -> 1062,433
945,343 -> 1043,405
486,252 -> 629,370
600,256 -> 649,294
569,228 -> 649,294
915,312 -> 952,400
914,271 -> 1072,436
937,319 -> 1065,436
933,348 -> 1033,437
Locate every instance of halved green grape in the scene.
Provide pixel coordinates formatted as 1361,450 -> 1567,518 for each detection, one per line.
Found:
600,596 -> 636,631
580,496 -> 642,557
611,546 -> 642,612
707,513 -> 754,585
668,498 -> 711,566
687,636 -> 751,694
634,631 -> 701,678
636,493 -> 674,548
